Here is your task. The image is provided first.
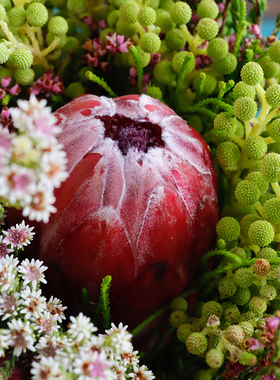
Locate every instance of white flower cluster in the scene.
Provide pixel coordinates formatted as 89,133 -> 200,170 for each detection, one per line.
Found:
0,95 -> 68,222
0,227 -> 155,380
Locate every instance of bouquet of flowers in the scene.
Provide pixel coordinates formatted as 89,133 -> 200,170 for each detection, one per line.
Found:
1,0 -> 280,379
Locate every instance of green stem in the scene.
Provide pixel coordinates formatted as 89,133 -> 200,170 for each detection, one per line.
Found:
173,54 -> 192,111
86,71 -> 117,97
272,182 -> 280,198
129,45 -> 143,94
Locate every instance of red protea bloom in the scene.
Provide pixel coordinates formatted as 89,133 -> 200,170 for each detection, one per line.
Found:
39,94 -> 219,328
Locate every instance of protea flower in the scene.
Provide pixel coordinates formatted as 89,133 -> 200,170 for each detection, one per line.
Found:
39,94 -> 219,328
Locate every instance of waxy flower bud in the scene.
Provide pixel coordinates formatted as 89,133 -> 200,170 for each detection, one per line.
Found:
39,94 -> 218,327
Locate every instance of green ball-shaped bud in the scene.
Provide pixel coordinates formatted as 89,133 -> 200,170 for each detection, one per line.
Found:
140,32 -> 161,53
46,32 -> 67,49
234,267 -> 254,288
269,41 -> 280,64
265,84 -> 280,108
234,96 -> 257,121
259,55 -> 280,79
223,325 -> 244,347
244,136 -> 267,160
230,247 -> 247,261
248,296 -> 267,314
170,296 -> 188,312
26,2 -> 48,27
169,310 -> 188,327
248,220 -> 275,247
155,9 -> 175,33
48,15 -> 68,36
232,81 -> 256,101
239,321 -> 254,339
171,51 -> 195,74
241,62 -> 264,86
64,36 -> 79,53
231,287 -> 251,306
153,60 -> 176,84
116,20 -> 136,38
245,171 -> 269,195
193,370 -> 213,380
119,0 -> 139,23
170,1 -> 191,25
107,9 -> 119,27
145,85 -> 162,100
0,0 -> 11,11
259,284 -> 277,300
65,82 -> 84,98
224,304 -> 240,323
214,52 -> 237,75
149,0 -> 160,9
14,68 -> 35,85
256,247 -> 278,259
260,152 -> 280,183
176,323 -> 193,343
186,332 -> 208,355
197,0 -> 219,20
67,0 -> 86,14
218,277 -> 237,298
216,216 -> 240,242
207,37 -> 229,60
0,43 -> 10,64
238,351 -> 257,366
214,112 -> 237,135
193,73 -> 217,96
235,180 -> 260,205
10,49 -> 33,69
196,17 -> 218,40
240,214 -> 260,237
138,6 -> 156,26
128,45 -> 151,67
8,7 -> 26,27
263,197 -> 280,224
269,118 -> 280,142
216,141 -> 240,167
165,28 -> 186,51
202,300 -> 222,320
206,349 -> 224,369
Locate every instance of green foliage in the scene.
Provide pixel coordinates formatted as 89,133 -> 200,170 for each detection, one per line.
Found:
98,275 -> 112,330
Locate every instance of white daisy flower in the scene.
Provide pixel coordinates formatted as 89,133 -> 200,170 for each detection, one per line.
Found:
30,355 -> 64,380
3,221 -> 35,250
0,291 -> 21,320
73,349 -> 116,380
18,258 -> 47,289
34,310 -> 59,335
20,287 -> 46,319
0,163 -> 36,205
68,313 -> 97,343
0,329 -> 9,356
0,261 -> 17,293
22,183 -> 56,223
35,334 -> 69,359
0,236 -> 13,258
128,365 -> 155,380
6,319 -> 36,356
46,296 -> 67,323
105,323 -> 133,354
39,145 -> 68,189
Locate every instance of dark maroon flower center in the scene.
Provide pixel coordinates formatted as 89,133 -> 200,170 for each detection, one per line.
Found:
97,114 -> 164,155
